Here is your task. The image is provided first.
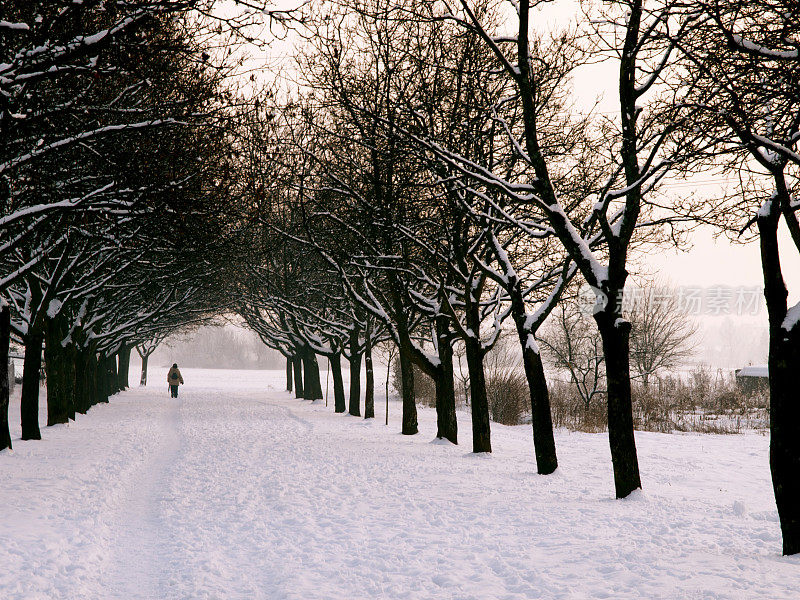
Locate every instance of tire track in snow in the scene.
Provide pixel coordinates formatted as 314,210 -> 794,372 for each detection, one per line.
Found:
264,397 -> 315,432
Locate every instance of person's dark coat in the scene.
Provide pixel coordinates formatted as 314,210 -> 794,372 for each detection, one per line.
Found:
167,366 -> 184,386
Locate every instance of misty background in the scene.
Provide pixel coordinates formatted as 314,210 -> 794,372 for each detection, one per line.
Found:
148,325 -> 285,370
148,318 -> 768,373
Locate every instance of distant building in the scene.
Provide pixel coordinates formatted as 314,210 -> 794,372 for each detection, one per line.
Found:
735,365 -> 769,394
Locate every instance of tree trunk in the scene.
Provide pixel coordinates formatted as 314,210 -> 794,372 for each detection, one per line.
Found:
392,282 -> 418,435
285,356 -> 293,392
139,353 -> 149,386
397,335 -> 418,435
0,305 -> 11,451
595,309 -> 641,498
507,280 -> 558,473
364,329 -> 375,420
97,355 -> 111,403
330,352 -> 346,413
758,209 -> 800,555
386,352 -> 391,426
465,336 -> 491,453
522,344 -> 558,474
65,343 -> 76,421
301,347 -> 323,400
45,316 -> 72,426
506,305 -> 557,475
767,329 -> 800,555
91,353 -> 100,405
74,348 -> 89,414
348,354 -> 362,417
107,354 -> 119,396
20,331 -> 43,440
117,344 -> 131,390
348,325 -> 362,416
44,340 -> 70,425
434,316 -> 457,444
90,352 -> 104,405
96,356 -> 106,403
292,354 -> 304,399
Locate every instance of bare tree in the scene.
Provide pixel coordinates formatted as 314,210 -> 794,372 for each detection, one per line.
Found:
394,0 -> 710,497
135,332 -> 170,386
627,283 -> 697,388
540,301 -> 606,409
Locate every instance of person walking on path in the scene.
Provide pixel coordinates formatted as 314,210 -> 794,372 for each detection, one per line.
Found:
167,363 -> 184,398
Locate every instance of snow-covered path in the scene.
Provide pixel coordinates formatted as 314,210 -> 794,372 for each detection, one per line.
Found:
98,392 -> 182,598
1,368 -> 799,599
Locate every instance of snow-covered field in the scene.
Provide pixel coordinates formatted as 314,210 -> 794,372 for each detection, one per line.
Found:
1,367 -> 797,599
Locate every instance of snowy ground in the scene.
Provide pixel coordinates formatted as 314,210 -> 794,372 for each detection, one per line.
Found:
1,367 -> 798,600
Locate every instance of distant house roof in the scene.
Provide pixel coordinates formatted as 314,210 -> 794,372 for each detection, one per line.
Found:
736,366 -> 769,378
